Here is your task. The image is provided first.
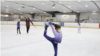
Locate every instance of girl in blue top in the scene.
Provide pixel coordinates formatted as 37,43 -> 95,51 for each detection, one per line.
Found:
17,21 -> 21,34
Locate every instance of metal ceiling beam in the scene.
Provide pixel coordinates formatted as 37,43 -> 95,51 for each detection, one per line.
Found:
6,1 -> 46,13
50,1 -> 77,13
91,1 -> 100,11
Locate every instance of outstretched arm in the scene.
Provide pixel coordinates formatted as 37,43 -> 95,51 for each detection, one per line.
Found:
29,19 -> 34,25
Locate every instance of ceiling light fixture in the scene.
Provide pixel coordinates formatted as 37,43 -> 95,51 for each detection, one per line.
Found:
85,5 -> 88,7
52,4 -> 55,8
68,6 -> 71,8
6,6 -> 8,7
11,13 -> 13,14
21,5 -> 25,8
52,6 -> 55,8
33,8 -> 35,9
21,5 -> 23,6
43,12 -> 46,13
59,2 -> 62,3
2,0 -> 5,2
42,3 -> 45,4
78,0 -> 81,2
18,8 -> 20,10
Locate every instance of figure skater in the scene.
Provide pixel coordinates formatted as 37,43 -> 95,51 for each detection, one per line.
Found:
43,22 -> 62,56
25,17 -> 34,33
17,21 -> 21,34
78,23 -> 81,33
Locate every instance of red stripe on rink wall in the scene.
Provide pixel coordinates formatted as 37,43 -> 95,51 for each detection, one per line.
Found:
99,23 -> 100,28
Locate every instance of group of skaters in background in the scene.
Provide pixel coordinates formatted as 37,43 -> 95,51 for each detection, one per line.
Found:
17,17 -> 34,34
17,17 -> 81,34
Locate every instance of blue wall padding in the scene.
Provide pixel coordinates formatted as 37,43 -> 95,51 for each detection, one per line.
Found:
62,22 -> 64,26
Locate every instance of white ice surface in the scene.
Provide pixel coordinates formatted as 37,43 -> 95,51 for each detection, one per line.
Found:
1,25 -> 100,56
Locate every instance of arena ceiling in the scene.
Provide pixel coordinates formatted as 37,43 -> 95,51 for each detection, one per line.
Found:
1,0 -> 100,14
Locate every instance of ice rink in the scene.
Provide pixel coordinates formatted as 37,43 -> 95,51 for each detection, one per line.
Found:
1,25 -> 100,56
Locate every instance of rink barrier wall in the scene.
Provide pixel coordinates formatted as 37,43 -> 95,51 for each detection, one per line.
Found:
62,22 -> 64,26
1,21 -> 100,29
1,21 -> 60,26
64,23 -> 99,28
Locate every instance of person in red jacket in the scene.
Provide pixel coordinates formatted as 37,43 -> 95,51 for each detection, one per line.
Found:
25,17 -> 34,33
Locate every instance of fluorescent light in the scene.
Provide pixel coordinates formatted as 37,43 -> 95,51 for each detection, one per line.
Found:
18,8 -> 20,10
2,0 -> 5,2
53,6 -> 55,8
85,5 -> 88,7
21,5 -> 23,6
5,15 -> 9,17
78,0 -> 81,2
33,8 -> 35,9
42,3 -> 45,4
6,6 -> 8,7
68,6 -> 71,8
43,12 -> 46,13
59,2 -> 62,3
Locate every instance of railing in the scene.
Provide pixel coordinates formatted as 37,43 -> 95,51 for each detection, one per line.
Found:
83,20 -> 100,23
1,17 -> 100,23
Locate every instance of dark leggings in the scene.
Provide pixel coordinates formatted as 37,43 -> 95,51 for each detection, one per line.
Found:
26,26 -> 30,33
44,25 -> 58,56
17,27 -> 21,34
